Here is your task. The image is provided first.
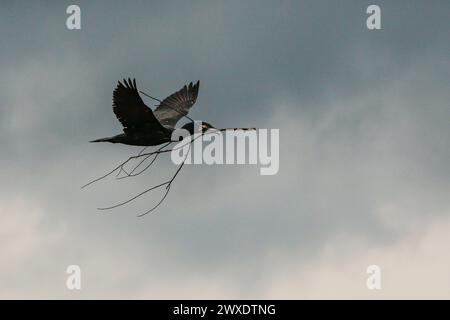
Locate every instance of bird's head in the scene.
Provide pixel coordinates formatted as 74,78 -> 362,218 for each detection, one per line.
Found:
181,121 -> 215,135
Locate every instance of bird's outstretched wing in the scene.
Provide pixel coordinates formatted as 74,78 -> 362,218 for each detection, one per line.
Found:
154,81 -> 200,128
113,78 -> 166,134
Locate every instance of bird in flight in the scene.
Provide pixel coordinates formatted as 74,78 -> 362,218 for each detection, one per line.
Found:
90,78 -> 214,146
85,78 -> 254,216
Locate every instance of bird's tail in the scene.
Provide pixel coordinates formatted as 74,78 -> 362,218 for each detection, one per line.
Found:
89,137 -> 112,143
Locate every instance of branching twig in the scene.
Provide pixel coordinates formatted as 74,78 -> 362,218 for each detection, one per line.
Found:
137,156 -> 187,217
84,130 -> 246,215
81,143 -> 177,189
116,142 -> 171,180
97,142 -> 192,216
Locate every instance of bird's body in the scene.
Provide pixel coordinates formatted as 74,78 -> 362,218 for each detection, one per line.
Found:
91,78 -> 203,146
90,131 -> 172,146
87,77 -> 255,215
91,78 -> 253,146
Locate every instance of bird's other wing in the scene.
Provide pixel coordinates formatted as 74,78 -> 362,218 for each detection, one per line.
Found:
153,81 -> 200,129
113,78 -> 167,135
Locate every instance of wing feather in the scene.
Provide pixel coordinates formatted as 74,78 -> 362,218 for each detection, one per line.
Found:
154,81 -> 200,128
112,78 -> 166,135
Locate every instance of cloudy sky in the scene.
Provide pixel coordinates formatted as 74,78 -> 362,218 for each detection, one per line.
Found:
0,0 -> 449,299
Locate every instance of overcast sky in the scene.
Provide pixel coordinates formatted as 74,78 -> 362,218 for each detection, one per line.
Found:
0,0 -> 449,299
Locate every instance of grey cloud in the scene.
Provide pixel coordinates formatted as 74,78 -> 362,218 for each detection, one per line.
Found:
0,0 -> 449,298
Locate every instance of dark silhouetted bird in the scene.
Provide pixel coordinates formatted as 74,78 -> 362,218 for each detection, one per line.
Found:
90,78 -> 213,146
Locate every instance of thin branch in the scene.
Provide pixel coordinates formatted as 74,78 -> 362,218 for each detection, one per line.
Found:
219,128 -> 256,131
116,153 -> 154,179
136,155 -> 187,217
97,142 -> 192,214
116,142 -> 171,179
138,146 -> 149,156
81,145 -> 176,189
97,180 -> 169,210
85,130 -> 232,215
82,131 -> 212,189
